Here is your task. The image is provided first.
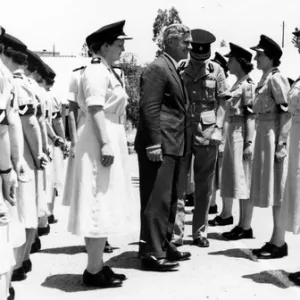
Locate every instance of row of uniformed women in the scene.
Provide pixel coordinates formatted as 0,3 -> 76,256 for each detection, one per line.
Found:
0,26 -> 68,300
207,31 -> 300,285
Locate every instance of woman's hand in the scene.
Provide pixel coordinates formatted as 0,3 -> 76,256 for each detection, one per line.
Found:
2,169 -> 18,206
15,158 -> 31,183
0,211 -> 10,226
101,143 -> 114,167
37,153 -> 49,170
275,144 -> 287,163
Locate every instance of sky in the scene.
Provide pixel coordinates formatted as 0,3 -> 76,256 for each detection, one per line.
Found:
1,0 -> 300,91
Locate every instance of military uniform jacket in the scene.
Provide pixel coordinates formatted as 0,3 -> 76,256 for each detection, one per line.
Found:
183,59 -> 229,146
135,54 -> 188,156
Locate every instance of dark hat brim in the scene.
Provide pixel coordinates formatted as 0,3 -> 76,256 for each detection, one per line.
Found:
293,30 -> 300,37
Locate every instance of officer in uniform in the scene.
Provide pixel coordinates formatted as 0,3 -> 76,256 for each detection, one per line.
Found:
182,29 -> 230,247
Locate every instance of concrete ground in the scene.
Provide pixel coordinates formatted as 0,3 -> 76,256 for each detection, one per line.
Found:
14,154 -> 300,300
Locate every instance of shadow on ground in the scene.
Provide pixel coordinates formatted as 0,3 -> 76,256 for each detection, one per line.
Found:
40,245 -> 86,255
208,248 -> 257,261
105,251 -> 141,270
42,274 -> 98,292
242,270 -> 293,289
207,232 -> 227,241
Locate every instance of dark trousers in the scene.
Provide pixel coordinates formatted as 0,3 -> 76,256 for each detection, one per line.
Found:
138,150 -> 180,259
193,146 -> 218,238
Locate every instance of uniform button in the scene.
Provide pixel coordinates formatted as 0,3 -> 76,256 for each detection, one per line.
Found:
192,91 -> 196,94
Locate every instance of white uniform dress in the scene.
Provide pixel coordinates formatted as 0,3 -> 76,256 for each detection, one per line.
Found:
62,66 -> 87,206
68,57 -> 135,237
13,69 -> 39,229
281,77 -> 300,234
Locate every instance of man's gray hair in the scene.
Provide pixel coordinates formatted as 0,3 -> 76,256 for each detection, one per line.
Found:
162,24 -> 190,48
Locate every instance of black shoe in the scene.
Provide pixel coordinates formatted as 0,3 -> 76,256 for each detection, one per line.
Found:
102,266 -> 127,281
38,225 -> 50,236
208,216 -> 233,226
48,214 -> 58,224
141,258 -> 179,271
30,236 -> 41,254
8,287 -> 15,300
289,271 -> 300,285
223,227 -> 253,240
167,251 -> 191,262
209,205 -> 218,214
104,241 -> 113,253
185,193 -> 194,207
82,269 -> 123,288
11,267 -> 27,281
193,237 -> 210,248
252,242 -> 288,259
23,259 -> 32,273
222,226 -> 243,238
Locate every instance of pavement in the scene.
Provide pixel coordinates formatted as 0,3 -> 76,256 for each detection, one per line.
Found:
14,154 -> 300,300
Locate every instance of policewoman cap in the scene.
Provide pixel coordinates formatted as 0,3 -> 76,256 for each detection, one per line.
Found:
292,29 -> 300,37
0,26 -> 6,43
2,33 -> 27,53
44,63 -> 56,80
225,43 -> 252,62
86,20 -> 132,48
250,35 -> 282,60
212,52 -> 228,72
26,49 -> 44,69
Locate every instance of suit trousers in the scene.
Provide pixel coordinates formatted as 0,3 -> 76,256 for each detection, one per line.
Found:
193,146 -> 218,239
138,150 -> 180,259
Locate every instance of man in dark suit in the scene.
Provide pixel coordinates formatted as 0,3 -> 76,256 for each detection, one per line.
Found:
134,24 -> 192,271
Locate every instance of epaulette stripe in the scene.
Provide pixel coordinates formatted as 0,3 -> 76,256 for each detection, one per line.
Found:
73,66 -> 86,72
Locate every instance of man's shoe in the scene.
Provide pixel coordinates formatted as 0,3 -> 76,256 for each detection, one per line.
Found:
224,227 -> 253,240
193,237 -> 210,248
82,269 -> 123,288
104,241 -> 113,253
30,236 -> 41,253
209,205 -> 218,214
252,242 -> 288,259
289,271 -> 300,285
38,225 -> 50,236
208,216 -> 233,226
167,251 -> 191,262
222,226 -> 242,238
11,267 -> 27,281
102,266 -> 127,281
185,193 -> 194,207
48,214 -> 58,224
141,258 -> 179,271
23,259 -> 32,273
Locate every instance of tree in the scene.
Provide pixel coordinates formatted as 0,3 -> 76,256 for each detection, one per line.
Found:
292,27 -> 300,50
152,7 -> 182,57
118,53 -> 144,128
80,43 -> 89,57
220,39 -> 227,47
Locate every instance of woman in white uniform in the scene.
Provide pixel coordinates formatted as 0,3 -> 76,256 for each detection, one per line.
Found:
68,20 -> 134,288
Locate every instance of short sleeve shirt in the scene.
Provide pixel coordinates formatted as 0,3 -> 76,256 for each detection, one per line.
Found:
80,57 -> 128,116
287,77 -> 300,115
253,67 -> 290,114
226,75 -> 255,117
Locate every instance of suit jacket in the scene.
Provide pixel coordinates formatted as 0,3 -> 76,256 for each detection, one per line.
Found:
134,54 -> 188,157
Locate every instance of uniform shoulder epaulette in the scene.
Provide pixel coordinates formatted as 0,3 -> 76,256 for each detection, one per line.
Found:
73,66 -> 86,72
91,57 -> 101,64
208,62 -> 214,73
13,73 -> 23,79
112,65 -> 122,70
271,69 -> 279,75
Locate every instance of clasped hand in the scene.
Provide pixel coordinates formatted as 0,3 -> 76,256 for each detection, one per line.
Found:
146,147 -> 163,162
101,143 -> 114,167
275,144 -> 287,163
2,169 -> 18,206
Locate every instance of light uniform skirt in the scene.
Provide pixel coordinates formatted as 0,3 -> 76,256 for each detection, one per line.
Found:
68,114 -> 137,238
62,114 -> 86,206
17,138 -> 38,228
45,140 -> 55,205
281,115 -> 300,234
250,115 -> 287,207
221,119 -> 253,199
0,178 -> 15,275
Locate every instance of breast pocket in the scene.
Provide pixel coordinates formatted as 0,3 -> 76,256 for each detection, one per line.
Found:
204,79 -> 216,101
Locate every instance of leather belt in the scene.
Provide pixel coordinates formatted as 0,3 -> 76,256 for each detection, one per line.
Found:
19,104 -> 34,116
227,115 -> 245,123
0,109 -> 8,125
52,111 -> 62,119
36,105 -> 42,118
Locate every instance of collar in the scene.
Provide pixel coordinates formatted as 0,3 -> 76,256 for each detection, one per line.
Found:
230,74 -> 249,92
163,52 -> 179,69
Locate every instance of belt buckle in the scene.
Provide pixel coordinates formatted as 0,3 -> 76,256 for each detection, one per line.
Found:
228,116 -> 233,123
